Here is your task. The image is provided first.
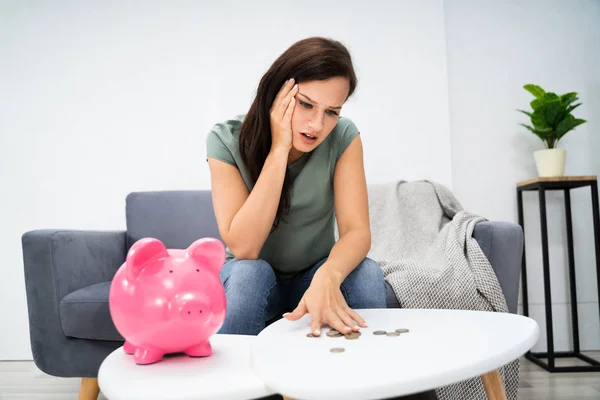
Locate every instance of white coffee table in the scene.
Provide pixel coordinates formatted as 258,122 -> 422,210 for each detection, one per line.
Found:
250,308 -> 539,400
98,334 -> 276,400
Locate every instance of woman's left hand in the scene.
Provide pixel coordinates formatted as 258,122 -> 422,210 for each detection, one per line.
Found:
283,268 -> 367,336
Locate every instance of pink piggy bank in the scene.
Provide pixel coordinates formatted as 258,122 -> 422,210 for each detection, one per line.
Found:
109,237 -> 226,365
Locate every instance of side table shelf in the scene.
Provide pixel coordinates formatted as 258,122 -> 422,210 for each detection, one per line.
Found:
516,175 -> 600,372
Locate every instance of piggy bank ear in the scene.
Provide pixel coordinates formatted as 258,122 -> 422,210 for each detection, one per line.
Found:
126,238 -> 169,280
187,238 -> 226,274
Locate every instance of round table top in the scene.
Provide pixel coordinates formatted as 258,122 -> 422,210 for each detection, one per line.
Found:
250,308 -> 539,400
98,334 -> 275,400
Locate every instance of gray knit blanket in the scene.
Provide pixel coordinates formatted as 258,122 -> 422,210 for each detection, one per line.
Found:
364,180 -> 519,400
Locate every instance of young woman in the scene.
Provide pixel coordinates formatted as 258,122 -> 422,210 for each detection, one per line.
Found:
206,36 -> 439,400
205,36 -> 387,338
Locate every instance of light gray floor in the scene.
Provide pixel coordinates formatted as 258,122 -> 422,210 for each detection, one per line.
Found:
1,353 -> 599,399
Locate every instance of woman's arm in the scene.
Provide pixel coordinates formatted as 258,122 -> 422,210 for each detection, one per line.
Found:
321,134 -> 371,281
284,134 -> 372,335
208,81 -> 298,260
207,147 -> 288,260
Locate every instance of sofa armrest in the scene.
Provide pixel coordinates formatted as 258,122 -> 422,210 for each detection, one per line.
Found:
22,230 -> 127,300
21,229 -> 126,376
472,221 -> 523,314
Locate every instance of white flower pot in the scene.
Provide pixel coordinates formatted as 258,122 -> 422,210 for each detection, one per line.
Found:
534,148 -> 566,177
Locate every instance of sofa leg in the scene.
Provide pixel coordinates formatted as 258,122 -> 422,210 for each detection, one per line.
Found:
78,377 -> 100,400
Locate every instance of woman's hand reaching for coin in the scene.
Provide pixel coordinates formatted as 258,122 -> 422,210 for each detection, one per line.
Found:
283,267 -> 368,336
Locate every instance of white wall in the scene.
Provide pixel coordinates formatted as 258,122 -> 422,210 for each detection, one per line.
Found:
0,1 -> 452,359
445,0 -> 600,352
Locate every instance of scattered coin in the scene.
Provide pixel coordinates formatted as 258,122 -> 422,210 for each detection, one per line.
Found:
327,330 -> 342,338
309,327 -> 409,340
330,347 -> 345,353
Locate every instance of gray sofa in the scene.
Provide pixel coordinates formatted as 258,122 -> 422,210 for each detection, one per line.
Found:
21,190 -> 523,381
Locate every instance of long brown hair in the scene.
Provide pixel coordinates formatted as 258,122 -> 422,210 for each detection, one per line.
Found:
239,37 -> 358,231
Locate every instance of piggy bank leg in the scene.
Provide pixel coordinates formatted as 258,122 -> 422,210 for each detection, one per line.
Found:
123,340 -> 136,354
184,340 -> 212,357
133,347 -> 164,365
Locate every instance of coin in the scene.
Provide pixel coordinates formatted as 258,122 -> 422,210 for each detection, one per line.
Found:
344,332 -> 360,340
373,330 -> 387,335
395,329 -> 409,333
327,330 -> 342,337
330,347 -> 345,353
306,333 -> 318,338
386,331 -> 401,337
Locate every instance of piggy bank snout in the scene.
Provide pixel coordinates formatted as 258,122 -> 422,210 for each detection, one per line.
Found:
175,295 -> 209,321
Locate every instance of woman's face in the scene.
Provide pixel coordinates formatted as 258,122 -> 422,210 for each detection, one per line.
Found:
291,77 -> 350,153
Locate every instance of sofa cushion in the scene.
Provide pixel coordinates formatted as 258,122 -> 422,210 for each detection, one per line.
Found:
126,190 -> 222,251
59,282 -> 123,341
385,281 -> 401,308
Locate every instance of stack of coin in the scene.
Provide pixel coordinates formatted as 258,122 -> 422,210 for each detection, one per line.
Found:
326,329 -> 342,338
344,331 -> 361,340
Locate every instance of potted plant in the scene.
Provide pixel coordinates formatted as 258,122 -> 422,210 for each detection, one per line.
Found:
518,84 -> 587,177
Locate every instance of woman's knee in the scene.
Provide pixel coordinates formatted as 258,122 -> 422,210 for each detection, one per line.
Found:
220,258 -> 276,291
341,258 -> 387,309
218,259 -> 278,334
221,259 -> 277,307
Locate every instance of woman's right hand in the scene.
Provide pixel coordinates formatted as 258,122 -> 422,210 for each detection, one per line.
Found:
270,78 -> 299,153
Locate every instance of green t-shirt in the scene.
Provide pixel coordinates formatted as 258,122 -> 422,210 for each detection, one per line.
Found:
205,114 -> 359,276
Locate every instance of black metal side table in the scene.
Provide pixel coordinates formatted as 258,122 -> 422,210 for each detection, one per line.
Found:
517,175 -> 600,372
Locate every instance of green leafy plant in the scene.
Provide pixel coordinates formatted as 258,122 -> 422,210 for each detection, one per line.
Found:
518,84 -> 587,149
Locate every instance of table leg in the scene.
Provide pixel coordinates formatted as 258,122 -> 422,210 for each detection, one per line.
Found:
78,377 -> 100,400
481,369 -> 507,400
591,181 -> 600,327
538,187 -> 555,369
517,187 -> 530,318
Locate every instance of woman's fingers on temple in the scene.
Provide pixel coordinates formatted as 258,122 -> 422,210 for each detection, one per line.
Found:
277,79 -> 295,104
272,78 -> 295,112
280,84 -> 298,113
284,96 -> 295,121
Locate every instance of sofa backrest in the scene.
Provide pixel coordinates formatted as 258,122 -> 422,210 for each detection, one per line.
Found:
125,190 -> 223,250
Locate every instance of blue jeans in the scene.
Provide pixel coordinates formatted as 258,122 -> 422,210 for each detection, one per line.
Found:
217,257 -> 387,335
